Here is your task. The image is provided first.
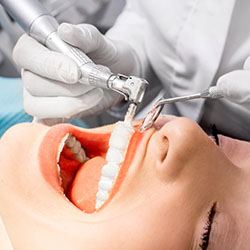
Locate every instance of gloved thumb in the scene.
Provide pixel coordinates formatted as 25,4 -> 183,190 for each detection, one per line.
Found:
216,70 -> 250,105
243,56 -> 250,70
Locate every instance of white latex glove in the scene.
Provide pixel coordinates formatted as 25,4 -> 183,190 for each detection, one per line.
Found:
58,23 -> 139,75
216,57 -> 250,107
13,23 -> 139,119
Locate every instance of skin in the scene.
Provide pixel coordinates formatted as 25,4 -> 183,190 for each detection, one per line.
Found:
0,116 -> 250,250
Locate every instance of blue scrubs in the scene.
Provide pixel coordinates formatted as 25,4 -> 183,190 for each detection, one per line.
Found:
0,77 -> 87,137
0,77 -> 32,137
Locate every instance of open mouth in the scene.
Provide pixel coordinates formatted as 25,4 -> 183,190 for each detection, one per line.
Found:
38,123 -> 144,214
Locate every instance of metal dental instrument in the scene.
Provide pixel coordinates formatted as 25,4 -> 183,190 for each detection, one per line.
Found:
140,86 -> 224,131
0,0 -> 148,124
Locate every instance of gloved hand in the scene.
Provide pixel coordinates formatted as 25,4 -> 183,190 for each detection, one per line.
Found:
216,57 -> 250,107
13,23 -> 139,119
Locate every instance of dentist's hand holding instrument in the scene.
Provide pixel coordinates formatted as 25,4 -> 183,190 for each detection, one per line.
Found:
13,24 -> 142,120
141,56 -> 250,131
1,0 -> 147,123
214,57 -> 250,108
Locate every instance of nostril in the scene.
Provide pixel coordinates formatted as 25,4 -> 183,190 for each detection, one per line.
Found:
163,117 -> 202,145
158,135 -> 169,162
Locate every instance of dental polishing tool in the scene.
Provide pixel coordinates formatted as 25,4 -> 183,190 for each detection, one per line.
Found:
0,0 -> 148,124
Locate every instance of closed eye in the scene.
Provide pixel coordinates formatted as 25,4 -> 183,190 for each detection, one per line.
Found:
199,202 -> 217,249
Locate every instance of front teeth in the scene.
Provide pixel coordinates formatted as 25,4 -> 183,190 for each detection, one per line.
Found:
95,121 -> 134,209
96,189 -> 109,201
101,163 -> 120,178
106,148 -> 124,164
109,122 -> 132,150
98,176 -> 113,190
96,163 -> 120,208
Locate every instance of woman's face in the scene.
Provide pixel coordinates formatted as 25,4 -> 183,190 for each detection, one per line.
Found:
0,116 -> 250,250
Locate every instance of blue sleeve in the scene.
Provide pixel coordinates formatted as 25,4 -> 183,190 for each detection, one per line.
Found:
0,77 -> 32,137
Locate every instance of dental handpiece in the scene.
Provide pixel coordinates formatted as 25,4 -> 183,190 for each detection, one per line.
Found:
0,0 -> 148,123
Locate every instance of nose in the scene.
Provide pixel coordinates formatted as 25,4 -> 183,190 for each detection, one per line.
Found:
155,117 -> 214,180
161,117 -> 207,154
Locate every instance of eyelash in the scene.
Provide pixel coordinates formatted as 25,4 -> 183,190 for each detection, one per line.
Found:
199,202 -> 217,250
211,125 -> 220,146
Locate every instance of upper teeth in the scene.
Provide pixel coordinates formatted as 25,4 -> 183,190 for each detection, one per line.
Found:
57,133 -> 71,184
75,148 -> 87,163
101,163 -> 120,178
65,135 -> 76,148
57,133 -> 70,163
65,135 -> 87,163
98,176 -> 113,190
106,148 -> 124,164
95,121 -> 134,209
57,134 -> 87,188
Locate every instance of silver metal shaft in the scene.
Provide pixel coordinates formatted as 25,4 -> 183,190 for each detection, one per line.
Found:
155,93 -> 205,107
124,103 -> 137,123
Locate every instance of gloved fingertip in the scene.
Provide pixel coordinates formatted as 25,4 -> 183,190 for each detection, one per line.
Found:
58,23 -> 74,35
216,71 -> 241,99
216,75 -> 228,93
217,74 -> 227,84
243,57 -> 250,70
